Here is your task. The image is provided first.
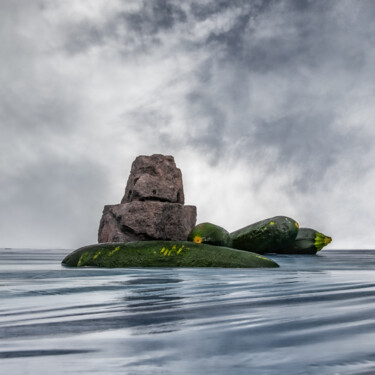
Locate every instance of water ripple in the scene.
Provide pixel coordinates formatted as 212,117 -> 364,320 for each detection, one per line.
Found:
1,249 -> 375,374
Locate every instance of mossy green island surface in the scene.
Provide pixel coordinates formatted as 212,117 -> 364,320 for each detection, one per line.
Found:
62,241 -> 279,268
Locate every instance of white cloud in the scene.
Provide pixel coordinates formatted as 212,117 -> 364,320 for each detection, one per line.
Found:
1,0 -> 375,250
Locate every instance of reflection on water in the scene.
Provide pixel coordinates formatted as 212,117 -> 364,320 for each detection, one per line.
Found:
121,275 -> 187,334
1,249 -> 375,374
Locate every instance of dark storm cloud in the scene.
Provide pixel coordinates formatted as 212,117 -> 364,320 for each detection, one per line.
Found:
63,0 -> 188,55
62,0 -> 275,56
2,0 -> 375,248
61,0 -> 375,181
121,0 -> 187,33
169,0 -> 375,188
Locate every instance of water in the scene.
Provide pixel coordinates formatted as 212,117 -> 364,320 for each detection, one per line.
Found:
1,249 -> 375,375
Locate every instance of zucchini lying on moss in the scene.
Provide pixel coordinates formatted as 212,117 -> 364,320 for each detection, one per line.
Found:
61,240 -> 279,268
230,216 -> 299,254
188,222 -> 232,247
279,227 -> 332,254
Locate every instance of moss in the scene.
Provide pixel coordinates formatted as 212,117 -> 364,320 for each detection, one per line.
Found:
62,240 -> 279,268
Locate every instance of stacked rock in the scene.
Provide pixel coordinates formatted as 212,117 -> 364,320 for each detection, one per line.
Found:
98,154 -> 197,243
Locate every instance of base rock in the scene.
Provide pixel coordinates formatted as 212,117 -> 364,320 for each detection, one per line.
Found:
98,201 -> 197,243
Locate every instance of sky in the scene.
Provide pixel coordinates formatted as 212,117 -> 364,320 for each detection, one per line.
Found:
1,0 -> 375,249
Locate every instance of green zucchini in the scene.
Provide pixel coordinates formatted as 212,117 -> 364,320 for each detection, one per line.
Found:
188,222 -> 232,247
279,227 -> 332,254
230,216 -> 299,254
61,240 -> 279,268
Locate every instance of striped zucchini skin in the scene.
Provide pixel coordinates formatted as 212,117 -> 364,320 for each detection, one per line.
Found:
188,222 -> 232,247
230,216 -> 299,254
279,228 -> 332,254
61,241 -> 279,268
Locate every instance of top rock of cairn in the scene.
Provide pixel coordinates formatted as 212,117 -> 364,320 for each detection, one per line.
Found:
121,154 -> 185,204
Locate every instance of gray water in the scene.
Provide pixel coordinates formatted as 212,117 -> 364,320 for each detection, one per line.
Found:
1,249 -> 375,375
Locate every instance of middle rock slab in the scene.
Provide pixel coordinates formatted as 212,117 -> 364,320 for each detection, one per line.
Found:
98,201 -> 197,243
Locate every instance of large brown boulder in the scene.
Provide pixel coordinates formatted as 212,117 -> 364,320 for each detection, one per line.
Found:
98,202 -> 197,243
98,154 -> 197,243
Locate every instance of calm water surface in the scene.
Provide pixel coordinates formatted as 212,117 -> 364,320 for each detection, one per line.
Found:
1,249 -> 375,375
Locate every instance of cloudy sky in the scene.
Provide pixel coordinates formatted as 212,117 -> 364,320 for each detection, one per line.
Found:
1,0 -> 375,249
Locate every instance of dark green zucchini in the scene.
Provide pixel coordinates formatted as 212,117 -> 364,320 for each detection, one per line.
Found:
188,222 -> 232,247
278,227 -> 332,254
230,216 -> 299,254
61,241 -> 279,268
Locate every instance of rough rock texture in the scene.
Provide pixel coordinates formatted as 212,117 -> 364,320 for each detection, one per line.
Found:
121,154 -> 184,204
98,202 -> 197,242
98,154 -> 197,243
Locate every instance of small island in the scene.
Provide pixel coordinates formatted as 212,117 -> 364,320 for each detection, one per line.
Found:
62,154 -> 331,268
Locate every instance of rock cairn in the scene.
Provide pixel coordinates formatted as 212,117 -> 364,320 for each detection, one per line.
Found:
98,154 -> 197,243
